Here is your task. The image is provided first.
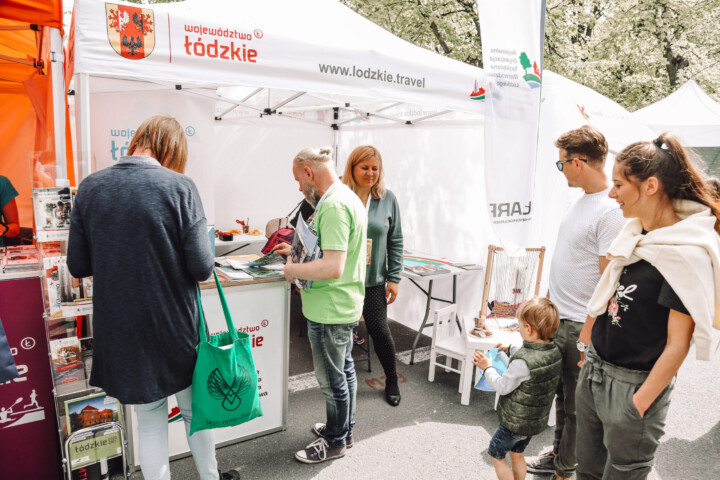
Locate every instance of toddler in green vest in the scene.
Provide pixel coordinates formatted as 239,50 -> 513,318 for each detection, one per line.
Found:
473,297 -> 562,480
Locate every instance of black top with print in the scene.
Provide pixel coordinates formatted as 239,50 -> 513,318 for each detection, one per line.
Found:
592,259 -> 689,371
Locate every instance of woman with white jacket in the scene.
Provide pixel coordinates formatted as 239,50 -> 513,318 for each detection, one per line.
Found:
575,132 -> 720,480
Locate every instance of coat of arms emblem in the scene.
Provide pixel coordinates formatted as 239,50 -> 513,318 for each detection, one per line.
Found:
106,3 -> 155,60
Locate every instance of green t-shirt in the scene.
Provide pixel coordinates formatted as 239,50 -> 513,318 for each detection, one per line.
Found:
301,183 -> 367,324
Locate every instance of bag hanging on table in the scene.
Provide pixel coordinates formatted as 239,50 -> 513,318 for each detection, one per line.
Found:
190,271 -> 263,435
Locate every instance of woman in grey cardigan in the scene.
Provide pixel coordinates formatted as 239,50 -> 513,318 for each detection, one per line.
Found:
67,116 -> 238,480
343,145 -> 404,406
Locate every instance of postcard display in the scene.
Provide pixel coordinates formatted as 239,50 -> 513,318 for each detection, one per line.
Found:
32,188 -> 129,480
128,280 -> 290,465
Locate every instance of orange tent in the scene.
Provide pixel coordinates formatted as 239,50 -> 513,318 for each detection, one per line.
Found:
0,0 -> 73,230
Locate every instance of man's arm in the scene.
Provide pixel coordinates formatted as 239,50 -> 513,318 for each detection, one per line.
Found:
284,249 -> 346,282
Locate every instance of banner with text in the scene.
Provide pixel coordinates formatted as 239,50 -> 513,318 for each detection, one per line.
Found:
477,0 -> 546,245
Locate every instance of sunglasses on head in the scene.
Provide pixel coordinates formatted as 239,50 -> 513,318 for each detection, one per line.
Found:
556,157 -> 587,172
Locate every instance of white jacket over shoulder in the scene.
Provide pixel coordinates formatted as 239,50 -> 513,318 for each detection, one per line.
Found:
587,199 -> 720,360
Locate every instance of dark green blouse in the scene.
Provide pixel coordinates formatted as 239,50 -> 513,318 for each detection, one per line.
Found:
366,189 -> 403,287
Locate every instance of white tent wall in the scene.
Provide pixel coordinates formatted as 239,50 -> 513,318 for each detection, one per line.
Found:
336,120 -> 490,331
87,86 -> 217,224
209,116 -> 490,332
211,116 -> 333,232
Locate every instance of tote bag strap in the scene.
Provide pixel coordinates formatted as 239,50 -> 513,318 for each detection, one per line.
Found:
196,270 -> 238,343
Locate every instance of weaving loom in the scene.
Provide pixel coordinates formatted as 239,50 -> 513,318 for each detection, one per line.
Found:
472,245 -> 545,337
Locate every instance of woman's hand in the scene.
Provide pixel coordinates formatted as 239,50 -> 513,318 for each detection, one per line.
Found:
386,282 -> 399,304
472,350 -> 491,370
632,392 -> 650,418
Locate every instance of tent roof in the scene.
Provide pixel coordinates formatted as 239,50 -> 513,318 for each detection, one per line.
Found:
72,0 -> 485,114
632,80 -> 720,146
0,0 -> 63,30
0,0 -> 62,88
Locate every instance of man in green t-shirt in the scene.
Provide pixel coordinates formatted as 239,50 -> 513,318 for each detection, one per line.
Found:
278,146 -> 367,464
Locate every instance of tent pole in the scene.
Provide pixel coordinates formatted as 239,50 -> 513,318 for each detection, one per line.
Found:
75,73 -> 92,181
49,27 -> 67,181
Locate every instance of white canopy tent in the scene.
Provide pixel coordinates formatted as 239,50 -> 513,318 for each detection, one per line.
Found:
70,0 -> 652,330
632,80 -> 720,147
632,80 -> 720,174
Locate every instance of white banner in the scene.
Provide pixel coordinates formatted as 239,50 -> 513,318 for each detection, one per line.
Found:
129,281 -> 289,466
73,0 -> 484,114
477,0 -> 546,245
88,88 -> 216,224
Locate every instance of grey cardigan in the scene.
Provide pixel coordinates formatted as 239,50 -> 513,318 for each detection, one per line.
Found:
67,156 -> 213,404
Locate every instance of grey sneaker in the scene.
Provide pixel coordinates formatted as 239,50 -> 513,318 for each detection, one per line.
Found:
526,449 -> 557,474
312,422 -> 354,448
295,437 -> 346,464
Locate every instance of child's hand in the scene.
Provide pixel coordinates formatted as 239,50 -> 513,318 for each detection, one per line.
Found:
494,343 -> 509,352
473,350 -> 491,370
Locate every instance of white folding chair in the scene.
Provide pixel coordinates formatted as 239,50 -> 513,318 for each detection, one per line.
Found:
428,304 -> 469,393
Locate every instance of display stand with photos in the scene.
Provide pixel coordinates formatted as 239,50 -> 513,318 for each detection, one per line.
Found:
32,188 -> 130,480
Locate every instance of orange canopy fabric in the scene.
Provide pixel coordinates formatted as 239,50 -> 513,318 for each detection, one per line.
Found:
0,0 -> 63,31
0,0 -> 72,230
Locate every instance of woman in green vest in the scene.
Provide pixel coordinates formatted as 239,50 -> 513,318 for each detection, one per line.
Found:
343,145 -> 404,406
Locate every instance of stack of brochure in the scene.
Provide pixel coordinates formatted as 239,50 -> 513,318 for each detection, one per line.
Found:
215,253 -> 285,281
2,245 -> 40,273
291,214 -> 322,289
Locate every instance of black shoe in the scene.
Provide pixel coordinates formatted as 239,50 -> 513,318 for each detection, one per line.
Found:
312,422 -> 353,448
219,468 -> 241,480
385,391 -> 401,406
295,437 -> 346,464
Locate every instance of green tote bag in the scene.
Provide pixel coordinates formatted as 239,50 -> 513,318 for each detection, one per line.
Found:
190,271 -> 263,435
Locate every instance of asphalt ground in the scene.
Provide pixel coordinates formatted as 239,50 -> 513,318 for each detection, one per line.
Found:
119,310 -> 720,480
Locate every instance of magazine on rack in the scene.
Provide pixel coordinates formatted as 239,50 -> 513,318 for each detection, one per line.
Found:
291,214 -> 322,290
42,254 -> 93,318
64,392 -> 123,470
32,187 -> 74,241
50,337 -> 85,394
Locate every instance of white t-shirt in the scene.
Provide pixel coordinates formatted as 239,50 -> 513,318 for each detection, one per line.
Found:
548,188 -> 625,323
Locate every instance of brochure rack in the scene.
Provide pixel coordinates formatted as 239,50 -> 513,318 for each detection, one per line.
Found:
33,188 -> 130,480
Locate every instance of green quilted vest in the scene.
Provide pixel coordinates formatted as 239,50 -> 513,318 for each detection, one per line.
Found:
497,340 -> 562,437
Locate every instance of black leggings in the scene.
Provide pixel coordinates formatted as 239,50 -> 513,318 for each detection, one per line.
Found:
362,285 -> 398,378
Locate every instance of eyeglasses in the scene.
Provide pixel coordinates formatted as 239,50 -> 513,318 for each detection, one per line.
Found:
556,157 -> 587,172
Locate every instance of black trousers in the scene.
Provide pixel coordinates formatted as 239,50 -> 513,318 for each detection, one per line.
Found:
362,285 -> 398,378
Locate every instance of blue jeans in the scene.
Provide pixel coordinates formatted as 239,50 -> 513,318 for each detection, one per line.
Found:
307,319 -> 358,448
133,385 -> 218,480
488,424 -> 533,460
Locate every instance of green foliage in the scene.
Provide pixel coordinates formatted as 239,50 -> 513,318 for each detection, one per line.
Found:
340,0 -> 720,111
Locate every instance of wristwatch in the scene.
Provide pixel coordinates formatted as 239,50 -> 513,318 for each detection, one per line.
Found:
576,340 -> 589,353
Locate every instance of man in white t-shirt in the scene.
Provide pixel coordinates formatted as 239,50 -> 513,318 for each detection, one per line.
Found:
526,126 -> 625,480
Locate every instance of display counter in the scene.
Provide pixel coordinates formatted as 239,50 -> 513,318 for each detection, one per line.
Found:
0,274 -> 62,480
126,275 -> 290,467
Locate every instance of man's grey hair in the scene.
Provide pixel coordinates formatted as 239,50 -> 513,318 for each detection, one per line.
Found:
294,146 -> 333,166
